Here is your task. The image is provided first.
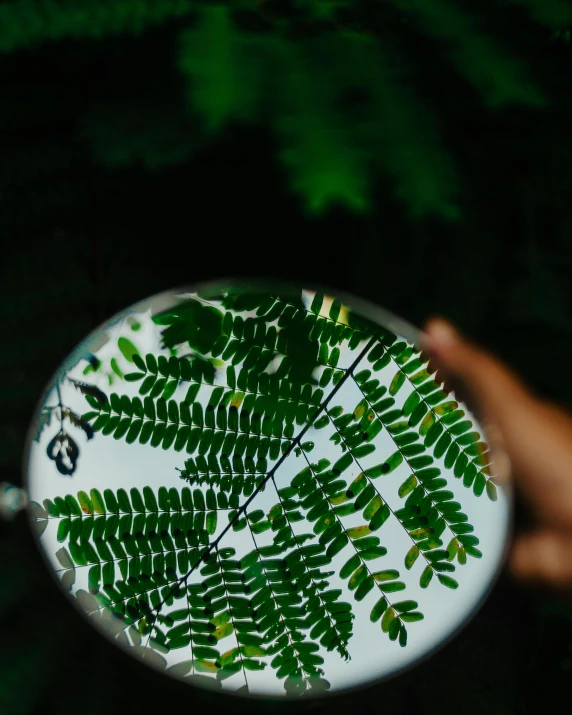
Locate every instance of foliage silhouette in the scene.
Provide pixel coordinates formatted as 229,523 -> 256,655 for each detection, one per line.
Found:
31,286 -> 500,696
0,0 -> 566,221
37,328 -> 146,475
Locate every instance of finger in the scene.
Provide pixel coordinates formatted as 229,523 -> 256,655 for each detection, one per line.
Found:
479,420 -> 512,485
421,345 -> 489,424
420,331 -> 512,484
420,318 -> 572,527
421,350 -> 475,414
509,530 -> 572,594
419,317 -> 534,428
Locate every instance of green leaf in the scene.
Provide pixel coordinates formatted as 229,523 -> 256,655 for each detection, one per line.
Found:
372,569 -> 399,583
380,451 -> 403,475
326,533 -> 349,558
131,353 -> 146,371
193,646 -> 220,660
400,611 -> 424,623
404,545 -> 420,570
346,525 -> 371,540
419,410 -> 435,437
370,352 -> 390,371
57,519 -> 70,542
332,453 -> 353,475
88,564 -> 101,594
433,432 -> 452,460
370,596 -> 388,622
77,491 -> 93,515
310,293 -> 324,315
143,487 -> 158,512
214,623 -> 234,641
68,541 -> 86,566
64,495 -> 82,516
354,575 -> 374,601
352,444 -> 376,459
329,299 -> 342,322
348,566 -> 367,591
369,504 -> 390,531
398,475 -> 418,498
402,391 -> 421,416
340,553 -> 361,579
241,644 -> 266,658
420,565 -> 433,588
388,617 -> 401,641
363,495 -> 383,521
118,337 -> 140,363
437,574 -> 459,589
355,369 -> 372,384
346,472 -> 367,499
103,489 -> 119,513
464,545 -> 482,559
90,489 -> 106,515
389,371 -> 405,396
381,607 -> 396,633
206,511 -> 218,535
393,600 -> 418,613
379,581 -> 406,593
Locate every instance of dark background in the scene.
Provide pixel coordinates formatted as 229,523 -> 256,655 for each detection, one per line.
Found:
1,1 -> 572,713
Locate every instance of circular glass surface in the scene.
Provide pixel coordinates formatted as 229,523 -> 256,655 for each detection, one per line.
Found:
25,280 -> 512,698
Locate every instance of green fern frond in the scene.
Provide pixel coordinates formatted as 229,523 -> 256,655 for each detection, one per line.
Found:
0,0 -> 194,54
81,291 -> 386,464
321,402 -> 465,588
177,4 -> 265,134
236,524 -> 331,690
390,0 -> 547,109
358,339 -> 498,502
0,0 -> 558,222
82,389 -> 295,466
178,463 -> 268,502
289,457 -> 419,646
266,35 -> 371,216
327,30 -> 462,223
151,291 -> 372,381
31,486 -> 334,693
259,481 -> 354,659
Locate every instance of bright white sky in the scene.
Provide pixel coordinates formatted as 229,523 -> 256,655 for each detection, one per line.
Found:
26,289 -> 511,698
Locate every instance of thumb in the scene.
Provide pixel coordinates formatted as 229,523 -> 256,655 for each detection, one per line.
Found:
509,529 -> 572,594
419,317 -> 533,429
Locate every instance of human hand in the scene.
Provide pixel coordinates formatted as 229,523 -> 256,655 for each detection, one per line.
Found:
419,317 -> 572,596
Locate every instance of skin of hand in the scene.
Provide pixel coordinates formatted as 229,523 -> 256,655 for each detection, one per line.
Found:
419,316 -> 572,597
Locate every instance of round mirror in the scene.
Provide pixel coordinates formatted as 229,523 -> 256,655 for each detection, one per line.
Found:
24,280 -> 512,698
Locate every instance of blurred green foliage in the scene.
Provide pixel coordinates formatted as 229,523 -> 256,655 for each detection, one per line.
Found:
0,0 -> 566,220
